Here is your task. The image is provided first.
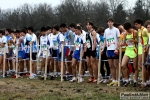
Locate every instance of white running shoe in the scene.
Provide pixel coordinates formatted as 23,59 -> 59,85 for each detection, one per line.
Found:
103,79 -> 110,84
70,77 -> 77,82
100,79 -> 105,83
80,78 -> 84,82
29,74 -> 37,79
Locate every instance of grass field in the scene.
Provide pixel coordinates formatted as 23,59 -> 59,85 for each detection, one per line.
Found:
0,76 -> 149,100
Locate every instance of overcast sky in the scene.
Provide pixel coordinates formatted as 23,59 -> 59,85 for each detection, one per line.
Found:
0,0 -> 137,10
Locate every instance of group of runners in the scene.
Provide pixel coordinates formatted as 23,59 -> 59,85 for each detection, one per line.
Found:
0,18 -> 150,88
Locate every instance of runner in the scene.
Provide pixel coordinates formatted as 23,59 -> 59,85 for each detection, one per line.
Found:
27,27 -> 38,79
38,26 -> 50,79
60,23 -> 75,80
121,22 -> 138,87
70,26 -> 86,82
145,21 -> 150,86
134,18 -> 149,87
46,26 -> 52,75
49,25 -> 65,80
102,18 -> 120,86
115,23 -> 130,85
85,21 -> 97,83
97,27 -> 110,84
16,30 -> 25,77
5,29 -> 13,75
48,26 -> 60,80
0,30 -> 7,72
77,23 -> 87,76
20,28 -> 31,75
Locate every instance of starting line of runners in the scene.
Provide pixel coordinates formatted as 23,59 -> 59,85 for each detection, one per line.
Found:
0,18 -> 150,88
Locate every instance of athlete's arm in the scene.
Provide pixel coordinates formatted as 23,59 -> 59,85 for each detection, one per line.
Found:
0,43 -> 5,47
92,31 -> 97,51
18,38 -> 23,47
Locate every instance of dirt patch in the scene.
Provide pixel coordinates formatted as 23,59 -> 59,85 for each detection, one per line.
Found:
0,78 -> 149,100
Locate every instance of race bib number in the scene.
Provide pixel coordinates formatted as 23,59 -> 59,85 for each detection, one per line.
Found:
75,42 -> 80,50
86,39 -> 91,48
13,46 -> 17,55
126,40 -> 133,48
53,41 -> 58,50
65,38 -> 69,45
107,37 -> 115,47
138,37 -> 142,46
41,45 -> 47,55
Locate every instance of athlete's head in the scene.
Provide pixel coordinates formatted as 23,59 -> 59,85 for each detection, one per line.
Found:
10,30 -> 15,38
15,30 -> 20,38
107,18 -> 114,28
20,28 -> 26,37
5,28 -> 11,35
134,18 -> 143,29
40,26 -> 47,36
27,27 -> 34,34
86,21 -> 94,31
69,23 -> 76,32
124,22 -> 132,33
144,20 -> 150,33
46,26 -> 52,34
97,27 -> 105,36
115,23 -> 124,33
53,25 -> 60,35
0,30 -> 4,37
60,23 -> 67,32
93,26 -> 97,31
75,26 -> 82,35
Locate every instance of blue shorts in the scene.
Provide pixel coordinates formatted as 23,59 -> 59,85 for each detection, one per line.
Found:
57,49 -> 65,61
24,53 -> 29,59
73,53 -> 80,61
96,46 -> 100,58
7,49 -> 13,57
106,50 -> 119,59
18,51 -> 25,59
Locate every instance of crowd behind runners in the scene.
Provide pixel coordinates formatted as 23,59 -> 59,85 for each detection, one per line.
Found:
0,18 -> 150,88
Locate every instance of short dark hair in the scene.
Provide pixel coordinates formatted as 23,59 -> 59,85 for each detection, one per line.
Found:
46,26 -> 52,30
27,27 -> 34,32
53,25 -> 60,31
5,28 -> 11,33
75,26 -> 82,30
0,30 -> 4,35
107,17 -> 114,22
97,27 -> 105,34
86,21 -> 94,26
41,26 -> 47,32
10,30 -> 14,33
15,30 -> 20,33
144,20 -> 150,28
20,28 -> 26,34
124,22 -> 132,30
69,23 -> 76,28
93,26 -> 97,31
60,23 -> 67,28
134,18 -> 143,25
114,23 -> 121,28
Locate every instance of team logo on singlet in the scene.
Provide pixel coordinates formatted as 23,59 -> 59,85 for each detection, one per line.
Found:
107,37 -> 115,47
